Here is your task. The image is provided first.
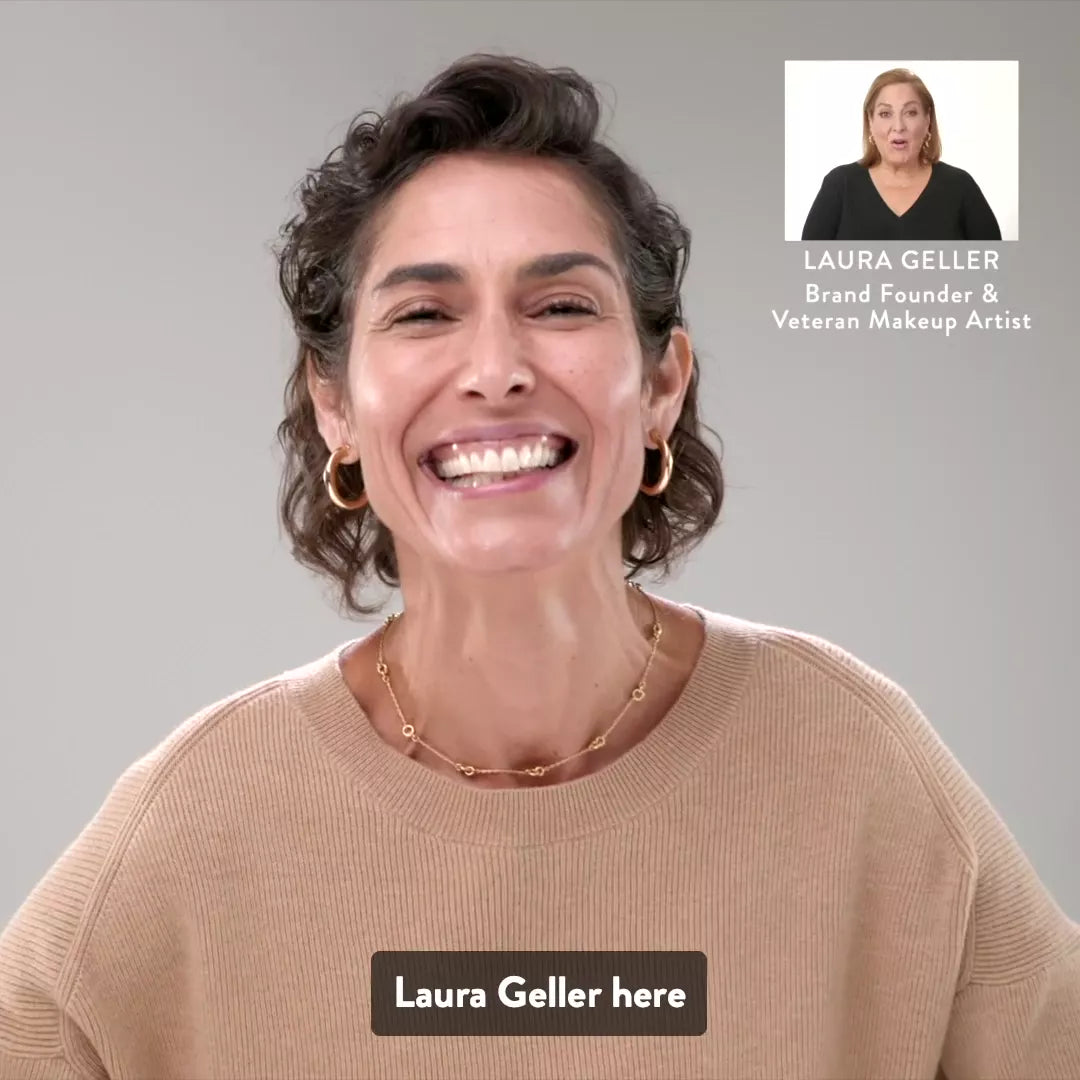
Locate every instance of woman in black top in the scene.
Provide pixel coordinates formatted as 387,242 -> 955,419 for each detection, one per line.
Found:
802,68 -> 1001,241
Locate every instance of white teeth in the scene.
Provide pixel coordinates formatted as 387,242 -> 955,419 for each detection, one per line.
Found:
429,438 -> 569,480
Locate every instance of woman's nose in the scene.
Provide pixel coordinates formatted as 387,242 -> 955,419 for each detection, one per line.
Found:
454,316 -> 536,400
457,362 -> 534,400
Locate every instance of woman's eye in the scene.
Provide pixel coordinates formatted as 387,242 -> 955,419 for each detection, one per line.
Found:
394,307 -> 444,324
393,299 -> 594,324
539,299 -> 595,317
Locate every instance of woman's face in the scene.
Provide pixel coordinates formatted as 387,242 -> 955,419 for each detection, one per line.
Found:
317,152 -> 689,580
869,82 -> 931,167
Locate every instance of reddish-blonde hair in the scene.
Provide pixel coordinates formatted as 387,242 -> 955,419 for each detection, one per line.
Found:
859,68 -> 941,167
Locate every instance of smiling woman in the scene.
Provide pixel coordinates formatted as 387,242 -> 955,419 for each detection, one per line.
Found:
1,51 -> 1078,1080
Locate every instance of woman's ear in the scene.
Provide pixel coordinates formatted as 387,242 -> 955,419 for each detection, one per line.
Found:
642,327 -> 694,443
306,351 -> 354,458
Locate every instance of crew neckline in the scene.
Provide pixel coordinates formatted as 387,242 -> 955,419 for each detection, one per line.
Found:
285,601 -> 763,847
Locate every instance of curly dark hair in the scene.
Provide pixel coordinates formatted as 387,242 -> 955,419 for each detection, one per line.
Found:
274,52 -> 724,616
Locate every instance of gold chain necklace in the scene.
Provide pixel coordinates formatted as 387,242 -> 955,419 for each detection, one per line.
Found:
374,582 -> 663,779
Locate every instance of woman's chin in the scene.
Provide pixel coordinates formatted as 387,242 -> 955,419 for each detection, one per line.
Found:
883,147 -> 916,167
432,525 -> 578,577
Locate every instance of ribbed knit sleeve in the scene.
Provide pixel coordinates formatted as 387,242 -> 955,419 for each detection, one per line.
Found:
0,753 -> 156,1079
936,745 -> 1080,1074
1,680 -> 282,1080
783,629 -> 1080,1075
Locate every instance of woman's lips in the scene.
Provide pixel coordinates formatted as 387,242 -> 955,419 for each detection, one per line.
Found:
420,443 -> 577,496
423,433 -> 573,470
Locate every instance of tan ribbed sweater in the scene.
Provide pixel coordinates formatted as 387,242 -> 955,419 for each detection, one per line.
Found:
2,604 -> 1079,1079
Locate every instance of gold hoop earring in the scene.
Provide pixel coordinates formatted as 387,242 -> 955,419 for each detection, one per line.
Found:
323,445 -> 368,510
640,430 -> 673,496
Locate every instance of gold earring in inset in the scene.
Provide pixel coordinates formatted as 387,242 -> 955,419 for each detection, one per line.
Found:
323,445 -> 368,510
640,430 -> 673,496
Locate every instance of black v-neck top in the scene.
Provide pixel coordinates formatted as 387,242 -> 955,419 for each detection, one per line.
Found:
801,161 -> 1002,241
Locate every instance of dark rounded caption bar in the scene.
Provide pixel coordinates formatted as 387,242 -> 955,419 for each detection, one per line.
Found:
371,951 -> 707,1036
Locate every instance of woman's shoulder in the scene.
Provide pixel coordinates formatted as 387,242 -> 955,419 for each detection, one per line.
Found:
56,653 -> 335,862
696,607 -> 954,776
818,161 -> 864,185
0,653 -> 343,1028
695,608 -> 980,857
932,160 -> 979,185
696,605 -> 903,702
125,667 -> 301,791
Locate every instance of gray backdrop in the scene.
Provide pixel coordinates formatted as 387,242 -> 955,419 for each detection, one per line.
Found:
2,0 -> 1077,924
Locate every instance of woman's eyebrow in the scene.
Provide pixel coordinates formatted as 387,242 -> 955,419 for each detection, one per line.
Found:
371,250 -> 617,294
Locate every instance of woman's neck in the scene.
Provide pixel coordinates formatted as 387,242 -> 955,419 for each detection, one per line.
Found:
873,158 -> 931,181
370,564 -> 688,789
